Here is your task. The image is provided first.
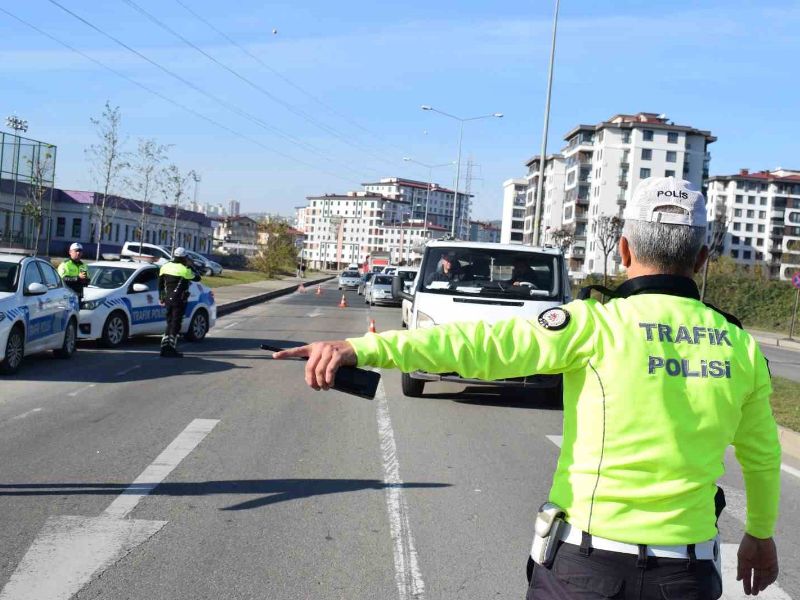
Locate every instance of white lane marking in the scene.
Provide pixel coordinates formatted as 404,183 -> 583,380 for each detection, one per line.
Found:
0,418 -> 218,600
222,321 -> 239,329
781,463 -> 800,479
115,364 -> 141,376
544,435 -> 792,598
10,408 -> 43,421
721,544 -> 791,599
305,308 -> 323,318
375,376 -> 426,600
103,418 -> 219,519
67,384 -> 96,397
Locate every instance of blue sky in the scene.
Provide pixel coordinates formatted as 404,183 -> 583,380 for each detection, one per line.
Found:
1,0 -> 798,219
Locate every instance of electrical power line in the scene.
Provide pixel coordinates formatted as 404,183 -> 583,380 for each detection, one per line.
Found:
44,0 -> 377,181
0,6 -> 358,185
121,0 -> 397,169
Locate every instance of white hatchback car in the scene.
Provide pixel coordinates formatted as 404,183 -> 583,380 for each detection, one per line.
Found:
0,253 -> 80,374
78,261 -> 216,347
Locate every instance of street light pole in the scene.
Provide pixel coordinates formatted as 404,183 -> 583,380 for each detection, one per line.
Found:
5,115 -> 29,246
532,0 -> 560,247
421,106 -> 502,238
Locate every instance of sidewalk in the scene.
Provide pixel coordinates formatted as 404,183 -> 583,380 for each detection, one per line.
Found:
749,328 -> 800,352
213,273 -> 334,317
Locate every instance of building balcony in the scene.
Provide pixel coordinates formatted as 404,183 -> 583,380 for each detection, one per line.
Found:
771,210 -> 785,220
571,247 -> 585,257
618,179 -> 629,188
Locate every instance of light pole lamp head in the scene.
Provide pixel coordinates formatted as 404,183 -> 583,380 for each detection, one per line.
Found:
420,105 -> 433,111
493,113 -> 504,118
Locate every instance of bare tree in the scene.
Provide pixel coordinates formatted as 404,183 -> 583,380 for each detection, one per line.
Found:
549,224 -> 575,254
22,144 -> 56,255
161,165 -> 195,253
86,102 -> 129,259
127,139 -> 170,256
700,213 -> 728,302
595,215 -> 623,287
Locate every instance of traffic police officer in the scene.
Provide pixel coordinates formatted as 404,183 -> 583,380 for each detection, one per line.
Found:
57,242 -> 89,299
158,247 -> 200,358
275,177 -> 782,599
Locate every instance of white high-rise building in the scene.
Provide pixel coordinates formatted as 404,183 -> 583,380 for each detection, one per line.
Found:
362,177 -> 472,239
228,199 -> 241,217
706,168 -> 800,280
523,154 -> 567,247
500,178 -> 526,244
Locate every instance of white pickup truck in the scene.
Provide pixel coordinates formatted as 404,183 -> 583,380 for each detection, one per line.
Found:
392,240 -> 571,399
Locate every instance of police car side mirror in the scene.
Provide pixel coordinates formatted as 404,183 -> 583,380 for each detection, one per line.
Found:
26,282 -> 48,296
132,283 -> 149,293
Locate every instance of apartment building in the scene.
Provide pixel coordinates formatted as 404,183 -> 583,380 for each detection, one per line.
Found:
706,168 -> 800,280
303,191 -> 445,269
522,154 -> 567,250
500,178 -> 526,244
361,177 -> 472,239
468,220 -> 501,243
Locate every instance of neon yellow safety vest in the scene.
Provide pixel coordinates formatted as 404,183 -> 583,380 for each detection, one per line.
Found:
159,261 -> 195,279
57,259 -> 88,278
347,275 -> 781,545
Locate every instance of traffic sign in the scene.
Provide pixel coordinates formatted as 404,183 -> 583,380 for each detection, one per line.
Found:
793,272 -> 800,289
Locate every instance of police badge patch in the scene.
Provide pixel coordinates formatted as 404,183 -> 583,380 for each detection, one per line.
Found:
538,307 -> 570,330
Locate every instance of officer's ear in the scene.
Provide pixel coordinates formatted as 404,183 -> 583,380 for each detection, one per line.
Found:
619,236 -> 632,268
693,245 -> 709,274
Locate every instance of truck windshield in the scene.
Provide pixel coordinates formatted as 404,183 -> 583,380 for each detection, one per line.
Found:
419,247 -> 561,300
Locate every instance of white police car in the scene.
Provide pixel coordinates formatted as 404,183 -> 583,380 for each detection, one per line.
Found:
78,260 -> 216,347
0,253 -> 80,374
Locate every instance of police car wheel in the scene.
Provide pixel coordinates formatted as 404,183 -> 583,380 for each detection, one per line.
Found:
185,310 -> 208,342
401,372 -> 425,397
54,319 -> 77,359
101,312 -> 128,348
0,325 -> 25,375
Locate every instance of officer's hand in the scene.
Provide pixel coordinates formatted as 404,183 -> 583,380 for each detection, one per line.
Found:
273,341 -> 357,391
737,533 -> 779,595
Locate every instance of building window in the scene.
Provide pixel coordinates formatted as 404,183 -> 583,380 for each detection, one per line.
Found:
641,149 -> 652,160
748,196 -> 755,204
760,197 -> 767,206
666,151 -> 677,163
665,170 -> 675,177
622,131 -> 631,143
744,237 -> 752,245
735,195 -> 742,203
745,223 -> 753,232
731,235 -> 740,244
747,210 -> 755,218
56,217 -> 65,237
640,168 -> 651,179
758,225 -> 765,233
743,250 -> 752,260
759,211 -> 766,219
733,223 -> 741,231
731,249 -> 739,258
643,130 -> 654,142
667,132 -> 679,143
734,209 -> 742,217
71,218 -> 82,238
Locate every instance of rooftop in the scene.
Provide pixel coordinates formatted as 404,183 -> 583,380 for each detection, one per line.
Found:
709,168 -> 800,183
562,112 -> 716,143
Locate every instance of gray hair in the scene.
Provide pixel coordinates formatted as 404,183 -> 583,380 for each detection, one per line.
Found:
622,206 -> 706,273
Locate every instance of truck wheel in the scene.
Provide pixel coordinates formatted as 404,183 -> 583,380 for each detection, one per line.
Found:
0,325 -> 25,374
54,319 -> 77,358
401,372 -> 425,397
101,312 -> 128,348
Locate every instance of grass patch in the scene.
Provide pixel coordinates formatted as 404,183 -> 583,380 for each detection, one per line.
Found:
771,376 -> 800,432
202,269 -> 272,288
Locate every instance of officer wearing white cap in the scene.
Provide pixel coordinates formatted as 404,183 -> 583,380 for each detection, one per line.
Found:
158,246 -> 200,357
276,177 -> 782,598
57,242 -> 89,299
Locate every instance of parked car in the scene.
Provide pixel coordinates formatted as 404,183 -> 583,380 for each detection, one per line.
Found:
78,260 -> 216,347
338,270 -> 361,290
382,266 -> 398,276
185,250 -> 223,276
357,272 -> 375,296
392,240 -> 571,398
366,274 -> 399,306
120,241 -> 172,266
0,253 -> 80,374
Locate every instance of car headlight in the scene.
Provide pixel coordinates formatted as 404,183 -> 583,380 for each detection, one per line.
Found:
81,300 -> 101,310
416,310 -> 436,329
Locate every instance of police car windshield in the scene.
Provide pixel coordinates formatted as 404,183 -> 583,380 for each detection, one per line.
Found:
87,265 -> 136,289
0,261 -> 19,293
420,248 -> 561,299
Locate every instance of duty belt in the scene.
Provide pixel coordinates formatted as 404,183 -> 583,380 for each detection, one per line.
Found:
559,523 -> 719,561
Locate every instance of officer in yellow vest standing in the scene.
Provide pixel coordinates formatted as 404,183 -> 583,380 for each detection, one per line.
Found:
57,242 -> 90,299
158,247 -> 200,358
275,177 -> 781,599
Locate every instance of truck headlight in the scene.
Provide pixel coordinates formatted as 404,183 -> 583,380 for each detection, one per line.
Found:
81,300 -> 101,310
416,310 -> 436,329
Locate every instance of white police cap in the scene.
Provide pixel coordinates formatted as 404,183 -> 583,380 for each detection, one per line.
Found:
624,177 -> 707,228
173,247 -> 187,257
69,242 -> 83,251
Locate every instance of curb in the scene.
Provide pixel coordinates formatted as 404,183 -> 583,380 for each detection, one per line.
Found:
751,334 -> 800,352
216,276 -> 334,317
779,426 -> 800,462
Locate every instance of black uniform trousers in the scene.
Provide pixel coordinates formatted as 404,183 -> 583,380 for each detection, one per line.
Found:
164,302 -> 186,338
526,542 -> 722,600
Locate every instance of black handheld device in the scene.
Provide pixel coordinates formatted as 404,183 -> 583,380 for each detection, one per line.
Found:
260,343 -> 380,400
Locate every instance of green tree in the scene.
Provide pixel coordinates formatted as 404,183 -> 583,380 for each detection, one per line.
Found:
250,221 -> 297,278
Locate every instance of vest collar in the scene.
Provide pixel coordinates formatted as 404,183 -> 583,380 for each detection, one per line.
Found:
615,275 -> 700,300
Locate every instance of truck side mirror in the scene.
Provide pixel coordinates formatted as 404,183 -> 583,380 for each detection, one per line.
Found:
392,276 -> 412,302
